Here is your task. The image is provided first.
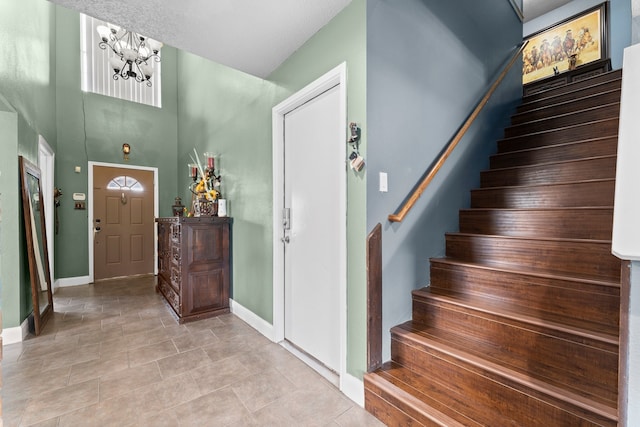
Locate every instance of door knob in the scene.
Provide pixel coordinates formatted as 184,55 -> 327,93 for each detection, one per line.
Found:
281,236 -> 290,244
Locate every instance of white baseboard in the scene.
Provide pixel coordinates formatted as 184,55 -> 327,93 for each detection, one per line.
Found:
2,318 -> 30,345
341,372 -> 365,407
230,298 -> 275,342
57,275 -> 91,288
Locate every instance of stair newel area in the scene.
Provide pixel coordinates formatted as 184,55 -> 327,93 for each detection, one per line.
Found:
365,70 -> 623,426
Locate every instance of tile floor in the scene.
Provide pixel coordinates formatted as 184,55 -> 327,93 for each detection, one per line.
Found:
2,276 -> 384,427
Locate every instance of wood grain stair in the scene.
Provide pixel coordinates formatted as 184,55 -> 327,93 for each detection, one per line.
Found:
365,69 -> 622,425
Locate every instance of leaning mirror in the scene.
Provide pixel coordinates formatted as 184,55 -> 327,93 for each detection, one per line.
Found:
19,156 -> 54,335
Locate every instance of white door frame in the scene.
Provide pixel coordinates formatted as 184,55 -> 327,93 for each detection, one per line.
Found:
38,136 -> 55,289
272,63 -> 348,388
88,161 -> 159,283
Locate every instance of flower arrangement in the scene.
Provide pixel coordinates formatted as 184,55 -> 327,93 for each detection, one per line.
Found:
188,149 -> 221,216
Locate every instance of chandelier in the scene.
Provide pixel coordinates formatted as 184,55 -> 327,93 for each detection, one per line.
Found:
96,24 -> 163,87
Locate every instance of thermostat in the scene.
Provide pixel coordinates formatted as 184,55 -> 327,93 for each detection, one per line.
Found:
72,192 -> 86,201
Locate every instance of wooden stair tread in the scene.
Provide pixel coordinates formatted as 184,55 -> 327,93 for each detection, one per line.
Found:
411,287 -> 619,342
365,369 -> 471,427
389,325 -> 618,422
430,257 -> 620,289
472,177 -> 614,191
494,135 -> 618,155
505,102 -> 620,137
485,154 -> 617,174
498,118 -> 619,143
444,232 -> 620,283
521,71 -> 622,105
513,88 -> 621,123
494,135 -> 617,157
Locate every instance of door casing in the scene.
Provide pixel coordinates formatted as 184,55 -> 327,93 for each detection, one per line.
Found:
272,63 -> 347,388
88,161 -> 159,282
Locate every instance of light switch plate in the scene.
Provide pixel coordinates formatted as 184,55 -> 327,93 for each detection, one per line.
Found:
379,172 -> 388,192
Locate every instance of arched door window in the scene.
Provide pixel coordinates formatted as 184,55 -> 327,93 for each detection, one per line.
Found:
106,176 -> 144,192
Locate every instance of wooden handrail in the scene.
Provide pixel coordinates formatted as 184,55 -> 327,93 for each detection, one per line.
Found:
388,41 -> 528,223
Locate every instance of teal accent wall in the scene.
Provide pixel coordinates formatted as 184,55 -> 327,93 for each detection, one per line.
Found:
54,6 -> 179,279
0,0 -> 57,328
366,0 -> 523,361
268,0 -> 368,378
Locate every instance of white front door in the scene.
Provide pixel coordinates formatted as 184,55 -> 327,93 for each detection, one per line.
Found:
283,84 -> 342,373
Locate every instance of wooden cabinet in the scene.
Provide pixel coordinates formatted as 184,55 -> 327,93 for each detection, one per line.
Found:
156,216 -> 231,322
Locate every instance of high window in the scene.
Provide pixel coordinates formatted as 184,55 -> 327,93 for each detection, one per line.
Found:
80,14 -> 162,108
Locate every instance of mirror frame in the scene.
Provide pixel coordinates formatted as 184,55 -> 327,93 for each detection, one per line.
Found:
19,156 -> 54,335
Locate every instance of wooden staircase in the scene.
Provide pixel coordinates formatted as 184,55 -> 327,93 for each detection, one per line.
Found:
365,70 -> 623,426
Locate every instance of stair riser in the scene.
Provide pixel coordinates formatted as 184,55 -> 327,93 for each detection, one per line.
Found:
459,208 -> 613,239
409,301 -> 618,403
519,79 -> 622,113
390,336 -> 616,426
429,261 -> 620,329
522,71 -> 622,104
483,156 -> 617,186
445,234 -> 620,281
512,90 -> 621,125
492,139 -> 617,168
364,375 -> 470,427
505,104 -> 620,138
471,180 -> 615,210
364,384 -> 431,427
497,118 -> 618,152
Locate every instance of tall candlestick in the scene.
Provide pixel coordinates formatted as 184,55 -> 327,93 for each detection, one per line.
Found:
205,153 -> 215,170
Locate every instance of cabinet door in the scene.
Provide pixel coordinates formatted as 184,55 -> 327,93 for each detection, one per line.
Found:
182,222 -> 229,316
157,222 -> 171,279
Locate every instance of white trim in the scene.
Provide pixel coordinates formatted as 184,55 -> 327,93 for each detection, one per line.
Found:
341,373 -> 365,407
272,62 -> 348,390
38,136 -> 55,288
88,162 -> 159,282
57,275 -> 91,287
230,298 -> 276,342
2,318 -> 30,345
613,44 -> 640,261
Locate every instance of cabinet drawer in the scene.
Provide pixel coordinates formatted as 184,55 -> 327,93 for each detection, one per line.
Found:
159,278 -> 180,314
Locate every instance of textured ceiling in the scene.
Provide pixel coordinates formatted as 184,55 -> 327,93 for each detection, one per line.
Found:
48,0 -> 352,78
49,0 -> 571,76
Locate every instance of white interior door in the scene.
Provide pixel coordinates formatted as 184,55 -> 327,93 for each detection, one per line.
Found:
283,84 -> 342,373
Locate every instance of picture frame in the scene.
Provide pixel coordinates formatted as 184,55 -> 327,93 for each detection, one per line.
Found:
522,3 -> 608,85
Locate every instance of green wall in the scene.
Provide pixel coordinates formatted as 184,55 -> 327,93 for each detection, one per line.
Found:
268,0 -> 368,378
176,54 -> 280,324
0,0 -> 57,328
176,0 -> 367,378
54,6 -> 179,279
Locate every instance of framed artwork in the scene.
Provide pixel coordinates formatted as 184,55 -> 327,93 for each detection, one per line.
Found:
523,3 -> 608,85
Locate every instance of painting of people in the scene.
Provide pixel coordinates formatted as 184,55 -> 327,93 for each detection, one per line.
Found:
523,4 -> 607,85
